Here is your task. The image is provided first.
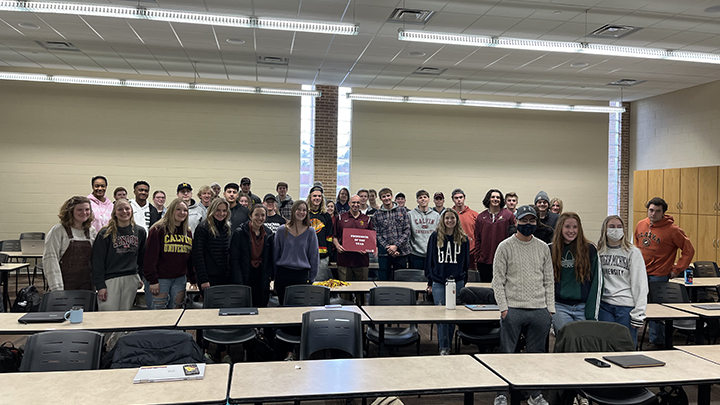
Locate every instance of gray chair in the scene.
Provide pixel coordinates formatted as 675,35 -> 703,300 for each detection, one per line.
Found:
641,281 -> 697,348
0,239 -> 31,291
201,285 -> 256,357
299,309 -> 362,360
276,285 -> 330,345
393,269 -> 425,282
39,290 -> 97,312
19,232 -> 45,240
365,286 -> 421,355
20,330 -> 104,372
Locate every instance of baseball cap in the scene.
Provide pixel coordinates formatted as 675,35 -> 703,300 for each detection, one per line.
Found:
515,205 -> 538,220
263,193 -> 276,202
177,182 -> 192,192
224,182 -> 239,191
240,177 -> 251,185
451,188 -> 465,197
434,192 -> 444,200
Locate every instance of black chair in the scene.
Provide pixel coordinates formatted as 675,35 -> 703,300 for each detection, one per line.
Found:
201,285 -> 257,357
19,232 -> 45,240
276,285 -> 331,345
454,287 -> 500,354
393,269 -> 426,282
299,309 -> 363,360
0,239 -> 31,291
365,287 -> 421,355
20,330 -> 104,372
693,261 -> 720,300
467,270 -> 481,282
641,281 -> 696,348
39,290 -> 98,312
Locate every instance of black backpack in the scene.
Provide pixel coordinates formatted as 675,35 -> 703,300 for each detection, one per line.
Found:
657,386 -> 689,405
0,342 -> 23,373
11,285 -> 41,313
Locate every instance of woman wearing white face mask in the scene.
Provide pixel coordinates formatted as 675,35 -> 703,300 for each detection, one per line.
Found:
597,215 -> 648,346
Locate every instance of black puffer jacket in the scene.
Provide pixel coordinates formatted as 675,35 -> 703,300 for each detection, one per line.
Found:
229,222 -> 275,307
102,330 -> 208,369
192,218 -> 230,285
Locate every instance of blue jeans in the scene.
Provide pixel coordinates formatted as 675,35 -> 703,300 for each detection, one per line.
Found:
146,276 -> 187,310
378,255 -> 408,281
432,280 -> 465,350
553,302 -> 586,333
598,301 -> 638,347
648,274 -> 669,344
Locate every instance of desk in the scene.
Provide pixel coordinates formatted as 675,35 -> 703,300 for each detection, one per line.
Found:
645,303 -> 699,349
373,281 -> 492,292
0,308 -> 183,334
477,351 -> 720,405
669,277 -> 720,301
0,251 -> 43,259
663,303 -> 720,344
177,305 -> 370,329
677,345 -> 720,366
0,262 -> 30,311
0,363 -> 230,405
228,355 -> 506,404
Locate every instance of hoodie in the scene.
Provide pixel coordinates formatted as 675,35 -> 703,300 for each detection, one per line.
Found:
373,202 -> 411,257
474,208 -> 516,265
634,214 -> 695,277
87,193 -> 114,232
187,198 -> 207,234
408,207 -> 440,256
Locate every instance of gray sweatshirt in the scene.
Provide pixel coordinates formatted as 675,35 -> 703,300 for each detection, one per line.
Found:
599,245 -> 648,328
408,207 -> 440,257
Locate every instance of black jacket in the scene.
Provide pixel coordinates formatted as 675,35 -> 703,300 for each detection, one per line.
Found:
103,330 -> 208,369
148,205 -> 162,228
192,218 -> 230,285
229,222 -> 274,306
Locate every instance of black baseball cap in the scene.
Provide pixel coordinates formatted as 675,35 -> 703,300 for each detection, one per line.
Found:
177,182 -> 192,192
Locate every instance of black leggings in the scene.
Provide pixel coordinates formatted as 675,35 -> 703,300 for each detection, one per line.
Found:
274,266 -> 310,305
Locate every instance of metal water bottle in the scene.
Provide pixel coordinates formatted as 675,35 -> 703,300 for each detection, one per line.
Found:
445,277 -> 456,310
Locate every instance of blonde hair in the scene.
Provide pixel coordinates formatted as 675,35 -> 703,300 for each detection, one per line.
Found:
197,185 -> 212,200
152,198 -> 189,236
206,198 -> 230,238
58,196 -> 94,230
102,199 -> 136,244
550,197 -> 564,215
597,215 -> 632,253
436,209 -> 468,248
306,188 -> 327,214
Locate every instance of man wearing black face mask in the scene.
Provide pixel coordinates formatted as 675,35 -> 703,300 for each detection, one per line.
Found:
491,205 -> 555,405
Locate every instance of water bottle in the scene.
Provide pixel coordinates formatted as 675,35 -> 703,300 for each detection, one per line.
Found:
445,277 -> 456,310
684,268 -> 693,285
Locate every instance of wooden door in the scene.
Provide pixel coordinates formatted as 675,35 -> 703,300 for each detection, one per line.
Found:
696,215 -> 718,262
647,170 -> 664,205
698,166 -> 718,216
663,168 -> 681,214
680,168 -> 698,214
633,171 -> 648,212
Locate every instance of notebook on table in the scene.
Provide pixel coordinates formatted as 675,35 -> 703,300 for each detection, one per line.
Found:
20,239 -> 44,255
133,364 -> 205,383
17,312 -> 66,324
465,304 -> 500,311
218,308 -> 258,316
602,355 -> 666,368
692,304 -> 720,310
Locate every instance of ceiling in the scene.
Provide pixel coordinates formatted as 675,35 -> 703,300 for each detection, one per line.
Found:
2,0 -> 720,102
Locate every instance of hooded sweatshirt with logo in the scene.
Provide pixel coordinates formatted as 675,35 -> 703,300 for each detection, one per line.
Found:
408,207 -> 440,257
88,193 -> 114,232
634,214 -> 694,277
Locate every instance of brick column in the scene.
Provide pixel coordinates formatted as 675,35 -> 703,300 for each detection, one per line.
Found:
619,102 -> 631,226
314,85 -> 338,196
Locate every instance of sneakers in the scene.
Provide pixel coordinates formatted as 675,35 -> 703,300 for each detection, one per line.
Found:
527,394 -> 549,405
284,352 -> 295,361
494,395 -> 508,405
221,354 -> 232,364
439,348 -> 451,356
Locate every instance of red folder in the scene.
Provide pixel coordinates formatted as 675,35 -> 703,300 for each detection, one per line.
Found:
342,228 -> 377,253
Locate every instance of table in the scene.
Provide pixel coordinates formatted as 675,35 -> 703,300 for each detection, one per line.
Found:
662,303 -> 720,344
645,303 -> 699,349
373,281 -> 492,292
677,344 -> 720,366
0,308 -> 184,334
669,277 -> 720,301
0,251 -> 43,259
477,350 -> 720,405
0,262 -> 30,311
228,355 -> 506,404
177,305 -> 370,329
0,363 -> 230,405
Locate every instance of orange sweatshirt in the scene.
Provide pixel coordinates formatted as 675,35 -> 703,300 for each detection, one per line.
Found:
454,205 -> 479,268
634,214 -> 694,277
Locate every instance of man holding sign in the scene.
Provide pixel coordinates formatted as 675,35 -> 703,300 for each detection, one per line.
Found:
334,195 -> 375,283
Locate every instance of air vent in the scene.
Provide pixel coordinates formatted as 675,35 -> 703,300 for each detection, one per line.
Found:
607,79 -> 646,87
587,24 -> 640,39
387,8 -> 436,25
412,66 -> 446,76
257,56 -> 289,66
36,41 -> 79,51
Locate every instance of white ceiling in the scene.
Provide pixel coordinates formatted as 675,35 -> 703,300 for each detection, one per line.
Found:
2,0 -> 720,101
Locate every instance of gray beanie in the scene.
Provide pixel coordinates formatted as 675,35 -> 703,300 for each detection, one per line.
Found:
534,191 -> 549,204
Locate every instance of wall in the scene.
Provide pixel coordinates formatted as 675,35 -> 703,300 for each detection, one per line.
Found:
351,100 -> 610,236
0,80 -> 300,240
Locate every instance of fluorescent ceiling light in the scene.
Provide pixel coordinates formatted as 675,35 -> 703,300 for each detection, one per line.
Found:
347,93 -> 624,114
0,72 -> 321,97
0,1 -> 358,35
398,29 -> 720,65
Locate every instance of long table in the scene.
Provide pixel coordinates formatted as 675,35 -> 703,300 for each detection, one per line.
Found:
372,281 -> 492,292
645,303 -> 699,349
662,303 -> 720,344
669,277 -> 720,301
677,344 -> 720,365
0,262 -> 30,311
177,305 -> 370,329
229,355 -> 506,405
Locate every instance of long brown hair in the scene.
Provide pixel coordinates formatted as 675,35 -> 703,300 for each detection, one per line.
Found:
551,212 -> 592,283
152,198 -> 189,236
286,200 -> 311,232
58,196 -> 94,230
206,198 -> 230,238
436,209 -> 468,248
102,199 -> 136,244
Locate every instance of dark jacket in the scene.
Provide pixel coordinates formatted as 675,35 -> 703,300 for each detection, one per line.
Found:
192,218 -> 231,286
229,222 -> 275,306
149,205 -> 162,228
103,330 -> 208,369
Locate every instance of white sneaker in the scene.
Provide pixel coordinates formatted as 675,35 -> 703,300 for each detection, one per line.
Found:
527,394 -> 549,405
494,395 -> 508,405
439,348 -> 451,356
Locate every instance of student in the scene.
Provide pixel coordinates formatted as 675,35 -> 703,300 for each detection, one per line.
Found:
336,187 -> 350,215
88,175 -> 113,232
152,190 -> 167,218
273,200 -> 319,305
433,191 -> 446,214
492,205 -> 554,405
130,180 -> 161,232
143,198 -> 196,310
92,199 -> 146,311
368,189 -> 380,210
505,192 -> 518,215
357,188 -> 377,216
113,187 -> 127,202
474,189 -> 516,282
263,194 -> 287,234
395,192 -> 406,207
374,187 -> 411,280
210,182 -> 222,198
425,209 -> 470,355
193,198 -> 231,289
534,191 -> 559,231
44,196 -> 98,291
276,181 -> 294,221
189,185 -> 213,233
550,198 -> 564,215
597,215 -> 648,346
408,189 -> 440,270
224,182 -> 249,232
326,199 -> 339,263
307,186 -> 334,281
334,195 -> 374,290
229,204 -> 274,308
238,194 -> 250,208
451,188 -> 478,269
240,177 -> 262,205
551,212 -> 602,332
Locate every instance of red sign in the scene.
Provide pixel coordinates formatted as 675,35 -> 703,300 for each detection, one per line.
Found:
342,228 -> 377,253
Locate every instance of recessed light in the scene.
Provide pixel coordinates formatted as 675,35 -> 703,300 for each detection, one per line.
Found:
18,22 -> 40,29
225,38 -> 246,45
570,62 -> 589,68
408,51 -> 426,57
704,5 -> 720,13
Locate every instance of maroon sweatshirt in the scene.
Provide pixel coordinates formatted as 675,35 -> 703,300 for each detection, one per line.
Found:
143,225 -> 196,284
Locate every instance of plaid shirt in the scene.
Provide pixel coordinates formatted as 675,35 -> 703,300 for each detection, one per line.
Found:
277,195 -> 294,221
373,204 -> 411,256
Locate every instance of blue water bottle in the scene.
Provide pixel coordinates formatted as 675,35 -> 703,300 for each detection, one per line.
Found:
684,268 -> 693,285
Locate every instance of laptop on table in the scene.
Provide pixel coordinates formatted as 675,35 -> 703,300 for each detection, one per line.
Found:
133,364 -> 206,383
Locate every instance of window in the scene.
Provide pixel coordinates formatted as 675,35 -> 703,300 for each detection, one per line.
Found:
300,84 -> 315,199
608,101 -> 621,215
337,86 -> 352,196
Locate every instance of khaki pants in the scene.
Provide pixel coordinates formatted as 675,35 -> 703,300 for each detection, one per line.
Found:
338,266 -> 369,302
98,274 -> 141,312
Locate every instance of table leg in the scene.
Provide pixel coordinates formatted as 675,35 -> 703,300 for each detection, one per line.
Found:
664,320 -> 674,349
509,390 -> 521,405
698,383 -> 711,405
691,288 -> 698,302
2,272 -> 9,311
379,324 -> 385,356
463,392 -> 474,405
696,318 -> 705,345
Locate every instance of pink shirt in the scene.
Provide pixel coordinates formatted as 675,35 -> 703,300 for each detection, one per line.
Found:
88,194 -> 114,232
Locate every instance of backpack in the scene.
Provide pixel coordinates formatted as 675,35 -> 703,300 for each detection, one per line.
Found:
657,386 -> 689,405
0,342 -> 23,373
11,285 -> 42,312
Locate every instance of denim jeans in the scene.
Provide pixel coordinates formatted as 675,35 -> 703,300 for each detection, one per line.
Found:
553,302 -> 586,333
432,280 -> 465,350
146,275 -> 186,310
598,301 -> 638,347
378,255 -> 408,281
408,254 -> 426,271
647,274 -> 669,344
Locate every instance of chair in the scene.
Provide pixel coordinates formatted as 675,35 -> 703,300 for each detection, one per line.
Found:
39,290 -> 97,312
641,282 -> 697,348
276,285 -> 331,345
467,270 -> 481,282
393,269 -> 426,282
20,330 -> 104,372
0,239 -> 31,291
551,321 -> 656,405
365,287 -> 421,355
201,285 -> 257,356
454,287 -> 501,353
19,232 -> 45,240
693,261 -> 720,299
299,309 -> 362,360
